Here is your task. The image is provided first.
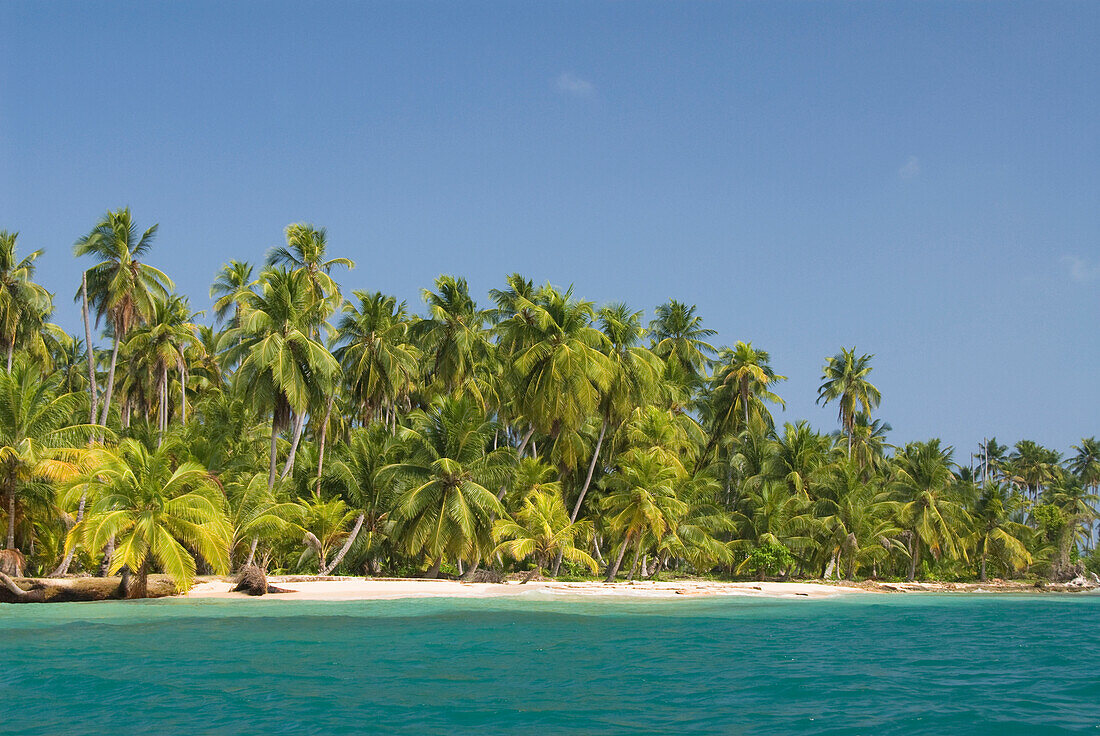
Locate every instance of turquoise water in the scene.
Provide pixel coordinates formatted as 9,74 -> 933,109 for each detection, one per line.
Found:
2,594 -> 1098,735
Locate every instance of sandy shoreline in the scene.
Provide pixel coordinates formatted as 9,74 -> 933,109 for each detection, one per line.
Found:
184,577 -> 870,601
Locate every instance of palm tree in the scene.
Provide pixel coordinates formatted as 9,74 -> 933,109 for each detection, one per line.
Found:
1006,440 -> 1061,501
601,448 -> 687,581
334,291 -> 419,425
413,275 -> 489,395
568,304 -> 661,522
816,347 -> 881,458
1069,437 -> 1100,549
74,209 -> 173,427
972,483 -> 1031,580
123,294 -> 196,438
505,285 -> 611,470
848,413 -> 892,474
494,489 -> 597,581
384,397 -> 512,577
0,363 -> 99,557
67,439 -> 230,597
266,224 -> 354,321
227,269 -> 338,487
210,260 -> 255,328
0,231 -> 53,371
648,299 -> 716,379
890,440 -> 970,580
702,342 -> 785,468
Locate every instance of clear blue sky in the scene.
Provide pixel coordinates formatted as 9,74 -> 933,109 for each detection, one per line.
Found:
1,1 -> 1097,460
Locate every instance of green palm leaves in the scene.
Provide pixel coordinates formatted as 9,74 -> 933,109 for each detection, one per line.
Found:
494,489 -> 597,581
817,347 -> 881,458
0,231 -> 53,371
385,397 -> 511,574
67,439 -> 230,595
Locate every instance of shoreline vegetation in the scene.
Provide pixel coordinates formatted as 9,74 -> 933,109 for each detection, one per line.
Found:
2,212 -> 1100,605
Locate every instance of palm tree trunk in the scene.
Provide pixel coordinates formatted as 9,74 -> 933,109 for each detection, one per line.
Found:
5,339 -> 13,372
605,532 -> 631,582
280,411 -> 306,480
5,490 -> 15,550
98,334 -> 121,426
315,394 -> 335,498
979,549 -> 988,582
244,536 -> 259,568
516,425 -> 536,458
425,557 -> 442,579
158,364 -> 168,444
570,417 -> 607,522
49,485 -> 89,577
628,535 -> 644,581
321,514 -> 365,575
179,359 -> 187,426
907,537 -> 920,581
268,417 -> 280,489
82,272 -> 99,425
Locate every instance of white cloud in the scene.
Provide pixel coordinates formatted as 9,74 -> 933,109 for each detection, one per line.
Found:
555,72 -> 595,97
898,155 -> 921,179
1061,255 -> 1100,283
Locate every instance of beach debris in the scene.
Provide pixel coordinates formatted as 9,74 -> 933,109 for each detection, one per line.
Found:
233,564 -> 270,596
0,548 -> 26,577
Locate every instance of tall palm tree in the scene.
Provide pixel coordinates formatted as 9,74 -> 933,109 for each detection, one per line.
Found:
266,224 -> 354,319
334,291 -> 419,425
816,347 -> 881,458
67,439 -> 230,597
124,294 -> 197,437
648,299 -> 716,379
505,285 -> 612,470
702,342 -> 785,468
0,231 -> 53,371
384,397 -> 512,577
210,260 -> 255,328
227,269 -> 338,488
413,275 -> 489,395
74,209 -> 173,426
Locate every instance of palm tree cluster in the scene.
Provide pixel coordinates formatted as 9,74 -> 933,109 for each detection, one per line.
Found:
1,210 -> 1097,594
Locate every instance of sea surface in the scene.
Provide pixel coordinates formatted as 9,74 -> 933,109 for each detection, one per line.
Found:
1,592 -> 1098,735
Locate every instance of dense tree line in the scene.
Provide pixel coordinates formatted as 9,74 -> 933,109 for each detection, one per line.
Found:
0,211 -> 1097,596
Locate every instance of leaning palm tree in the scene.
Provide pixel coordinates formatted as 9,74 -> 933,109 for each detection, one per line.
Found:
494,489 -> 597,581
0,231 -> 53,371
383,397 -> 513,577
816,347 -> 881,458
66,439 -> 230,597
74,209 -> 173,426
227,269 -> 338,488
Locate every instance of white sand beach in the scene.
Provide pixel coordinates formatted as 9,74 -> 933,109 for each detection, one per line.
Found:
185,577 -> 869,601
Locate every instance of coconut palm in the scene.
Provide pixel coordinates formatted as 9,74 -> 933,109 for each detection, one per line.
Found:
890,440 -> 970,580
0,363 -> 99,557
413,275 -> 490,396
494,489 -> 597,581
384,397 -> 512,576
506,285 -> 612,470
648,299 -> 716,379
266,224 -> 354,320
210,260 -> 255,328
0,231 -> 53,371
972,482 -> 1031,580
601,448 -> 687,581
123,294 -> 197,437
74,209 -> 173,426
334,291 -> 419,425
227,269 -> 338,487
67,439 -> 230,596
816,347 -> 881,458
